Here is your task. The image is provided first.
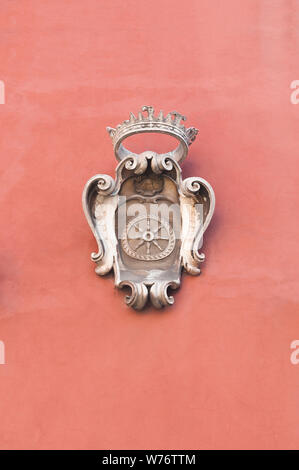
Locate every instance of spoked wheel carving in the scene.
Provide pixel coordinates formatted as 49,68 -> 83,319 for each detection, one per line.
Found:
121,215 -> 175,261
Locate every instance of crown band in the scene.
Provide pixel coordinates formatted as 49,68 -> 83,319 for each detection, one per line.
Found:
107,106 -> 198,163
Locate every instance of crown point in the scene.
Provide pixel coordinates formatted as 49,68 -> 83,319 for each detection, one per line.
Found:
186,127 -> 199,144
157,110 -> 164,121
129,112 -> 136,123
142,105 -> 155,119
164,113 -> 172,124
106,127 -> 116,137
170,111 -> 187,127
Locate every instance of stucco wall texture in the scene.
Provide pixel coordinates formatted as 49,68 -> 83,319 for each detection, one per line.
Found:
0,0 -> 299,450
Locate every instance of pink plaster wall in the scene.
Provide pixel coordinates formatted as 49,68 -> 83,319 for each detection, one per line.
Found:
0,0 -> 299,449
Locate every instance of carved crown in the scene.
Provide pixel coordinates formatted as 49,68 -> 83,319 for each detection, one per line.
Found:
106,105 -> 198,150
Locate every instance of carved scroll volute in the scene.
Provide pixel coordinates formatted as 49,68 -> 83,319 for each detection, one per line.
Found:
180,177 -> 215,275
82,106 -> 215,309
82,174 -> 118,275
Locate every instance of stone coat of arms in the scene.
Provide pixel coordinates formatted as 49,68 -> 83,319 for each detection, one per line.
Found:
82,106 -> 215,309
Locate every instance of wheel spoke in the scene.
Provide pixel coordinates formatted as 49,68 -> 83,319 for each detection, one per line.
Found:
135,239 -> 145,250
127,224 -> 143,240
152,240 -> 163,251
153,224 -> 163,235
133,223 -> 143,233
128,233 -> 143,240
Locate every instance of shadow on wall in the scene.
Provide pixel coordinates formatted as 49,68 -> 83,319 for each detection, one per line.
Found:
0,81 -> 5,104
0,341 -> 5,364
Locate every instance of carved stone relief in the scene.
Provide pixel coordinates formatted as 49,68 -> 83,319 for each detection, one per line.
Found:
82,106 -> 215,309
